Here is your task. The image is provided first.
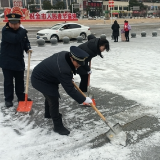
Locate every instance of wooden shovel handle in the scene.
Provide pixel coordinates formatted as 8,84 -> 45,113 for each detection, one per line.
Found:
88,61 -> 91,86
25,51 -> 31,95
72,81 -> 106,121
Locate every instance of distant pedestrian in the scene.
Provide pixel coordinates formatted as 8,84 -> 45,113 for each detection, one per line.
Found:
111,20 -> 120,42
124,20 -> 131,42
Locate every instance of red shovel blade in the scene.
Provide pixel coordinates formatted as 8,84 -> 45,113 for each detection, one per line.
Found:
16,94 -> 33,112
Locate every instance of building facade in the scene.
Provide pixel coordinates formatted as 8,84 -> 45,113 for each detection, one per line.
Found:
0,0 -> 160,16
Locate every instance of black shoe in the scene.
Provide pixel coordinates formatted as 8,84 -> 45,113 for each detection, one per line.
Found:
54,125 -> 70,135
53,115 -> 70,135
5,101 -> 13,108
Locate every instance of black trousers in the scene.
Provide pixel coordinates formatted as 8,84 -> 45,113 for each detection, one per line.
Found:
79,74 -> 88,92
2,69 -> 25,102
43,94 -> 59,119
114,36 -> 118,42
125,31 -> 129,41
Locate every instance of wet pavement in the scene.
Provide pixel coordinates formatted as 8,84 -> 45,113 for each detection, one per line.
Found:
0,67 -> 160,159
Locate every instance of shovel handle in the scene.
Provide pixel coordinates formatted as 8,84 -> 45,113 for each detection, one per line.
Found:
72,81 -> 106,121
25,51 -> 31,95
88,61 -> 91,86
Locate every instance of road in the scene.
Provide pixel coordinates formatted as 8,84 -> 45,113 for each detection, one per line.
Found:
0,22 -> 160,46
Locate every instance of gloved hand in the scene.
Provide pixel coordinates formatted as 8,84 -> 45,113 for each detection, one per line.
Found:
88,70 -> 92,74
84,97 -> 92,104
72,78 -> 75,82
27,49 -> 33,54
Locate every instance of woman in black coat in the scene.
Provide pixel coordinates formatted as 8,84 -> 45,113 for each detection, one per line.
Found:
77,37 -> 110,92
111,20 -> 120,42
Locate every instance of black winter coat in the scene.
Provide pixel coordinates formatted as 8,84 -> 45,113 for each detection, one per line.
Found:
111,23 -> 120,37
31,51 -> 86,104
77,38 -> 101,75
0,23 -> 31,71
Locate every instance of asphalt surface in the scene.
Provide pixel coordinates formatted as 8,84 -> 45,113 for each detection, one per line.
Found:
0,67 -> 160,159
1,23 -> 160,159
0,22 -> 160,46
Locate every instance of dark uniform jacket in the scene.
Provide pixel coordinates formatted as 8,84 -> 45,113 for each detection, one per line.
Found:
0,23 -> 31,71
31,51 -> 86,104
77,38 -> 101,75
111,23 -> 120,37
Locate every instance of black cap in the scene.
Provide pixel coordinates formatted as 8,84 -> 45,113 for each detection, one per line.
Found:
6,13 -> 22,24
70,46 -> 89,66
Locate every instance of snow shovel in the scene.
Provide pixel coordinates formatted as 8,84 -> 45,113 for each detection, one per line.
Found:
83,61 -> 96,106
73,81 -> 126,146
17,51 -> 33,113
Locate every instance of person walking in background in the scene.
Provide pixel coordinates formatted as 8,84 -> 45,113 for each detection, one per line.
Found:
124,20 -> 131,42
111,20 -> 120,42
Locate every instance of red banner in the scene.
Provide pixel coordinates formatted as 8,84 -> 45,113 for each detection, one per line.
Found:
88,2 -> 102,7
29,13 -> 77,20
4,7 -> 77,21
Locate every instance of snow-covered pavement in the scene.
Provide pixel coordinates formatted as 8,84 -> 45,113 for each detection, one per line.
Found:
1,36 -> 160,160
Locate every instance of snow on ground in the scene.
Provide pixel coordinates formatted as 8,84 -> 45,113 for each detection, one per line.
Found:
1,35 -> 160,160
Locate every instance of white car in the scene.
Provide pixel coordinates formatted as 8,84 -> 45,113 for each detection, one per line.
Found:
36,22 -> 91,41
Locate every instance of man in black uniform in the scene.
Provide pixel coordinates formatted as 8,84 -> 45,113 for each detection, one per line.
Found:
0,13 -> 32,107
31,46 -> 92,135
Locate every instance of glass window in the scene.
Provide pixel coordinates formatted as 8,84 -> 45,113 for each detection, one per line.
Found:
119,6 -> 122,10
123,6 -> 128,10
70,24 -> 81,28
50,24 -> 63,30
114,6 -> 118,10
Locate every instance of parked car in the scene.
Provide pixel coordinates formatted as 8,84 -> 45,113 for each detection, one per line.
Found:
36,22 -> 91,41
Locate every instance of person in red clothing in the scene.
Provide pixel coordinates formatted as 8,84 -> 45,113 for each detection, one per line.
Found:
124,20 -> 129,42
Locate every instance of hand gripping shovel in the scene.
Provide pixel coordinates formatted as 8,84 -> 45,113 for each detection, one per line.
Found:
73,81 -> 127,146
17,51 -> 33,113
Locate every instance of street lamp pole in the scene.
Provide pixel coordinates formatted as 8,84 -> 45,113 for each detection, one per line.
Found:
66,0 -> 68,10
40,0 -> 42,10
128,0 -> 129,16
